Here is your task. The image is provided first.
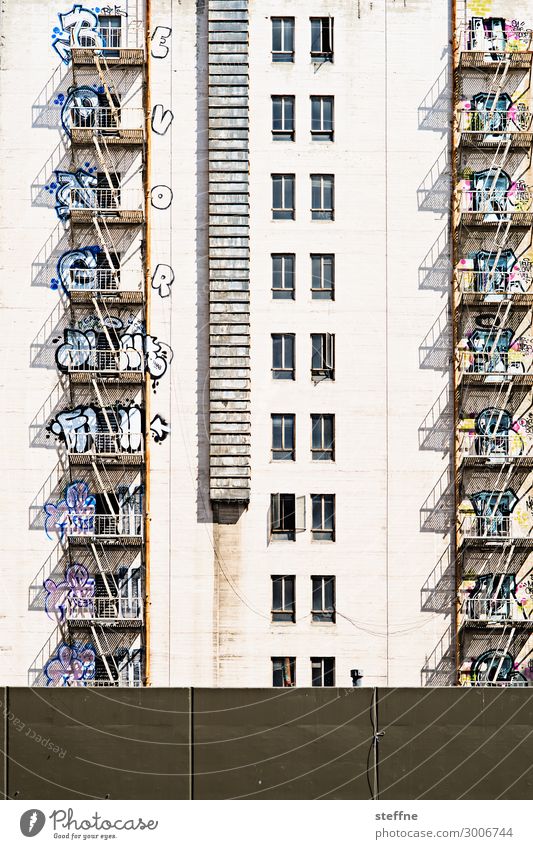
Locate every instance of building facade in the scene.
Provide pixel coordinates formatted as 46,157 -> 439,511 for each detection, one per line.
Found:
1,0 -> 531,689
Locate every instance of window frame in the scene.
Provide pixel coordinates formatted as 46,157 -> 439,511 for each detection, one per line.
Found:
272,173 -> 296,220
272,656 -> 296,687
311,414 -> 335,461
272,333 -> 295,380
271,413 -> 296,461
311,493 -> 335,541
271,17 -> 295,63
311,174 -> 334,220
311,95 -> 334,141
311,657 -> 335,686
272,95 -> 295,141
272,253 -> 295,300
311,333 -> 335,380
311,576 -> 336,623
310,17 -> 334,62
311,253 -> 335,300
271,575 -> 296,623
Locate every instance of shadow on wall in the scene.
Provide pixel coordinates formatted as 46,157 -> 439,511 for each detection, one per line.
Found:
418,225 -> 452,294
418,62 -> 452,136
417,148 -> 451,215
419,464 -> 454,534
418,383 -> 453,453
419,303 -> 452,372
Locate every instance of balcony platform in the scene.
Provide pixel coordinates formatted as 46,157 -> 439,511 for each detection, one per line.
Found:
459,212 -> 533,227
71,47 -> 144,66
458,131 -> 533,148
68,451 -> 143,466
66,616 -> 142,629
459,292 -> 533,308
460,455 -> 533,468
459,372 -> 533,387
68,534 -> 142,547
460,617 -> 533,629
69,290 -> 144,306
71,128 -> 144,145
459,51 -> 533,70
70,209 -> 144,226
459,536 -> 533,551
69,371 -> 143,385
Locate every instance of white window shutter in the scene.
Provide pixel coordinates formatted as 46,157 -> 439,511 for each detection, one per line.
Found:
296,495 -> 306,532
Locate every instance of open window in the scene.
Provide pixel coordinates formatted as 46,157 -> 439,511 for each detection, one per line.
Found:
270,493 -> 305,540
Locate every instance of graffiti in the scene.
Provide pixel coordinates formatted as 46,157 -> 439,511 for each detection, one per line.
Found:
44,564 -> 95,623
151,25 -> 172,59
474,407 -> 522,456
151,184 -> 173,210
59,85 -> 101,135
52,5 -> 103,64
465,574 -> 516,620
151,104 -> 174,136
151,263 -> 174,298
51,245 -> 101,293
54,316 -> 173,385
44,481 -> 96,540
465,315 -> 516,373
53,168 -> 96,220
44,643 -> 96,687
467,17 -> 531,55
469,650 -> 527,685
48,403 -> 143,453
150,414 -> 170,444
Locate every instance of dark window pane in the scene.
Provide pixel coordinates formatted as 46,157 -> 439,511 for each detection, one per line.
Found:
272,576 -> 282,610
312,177 -> 321,209
312,496 -> 322,530
323,98 -> 333,129
272,335 -> 282,368
311,20 -> 321,52
324,415 -> 333,447
272,256 -> 282,288
285,20 -> 294,51
273,176 -> 282,209
324,658 -> 335,686
323,177 -> 333,208
285,335 -> 294,368
285,577 -> 294,609
284,416 -> 294,448
272,415 -> 282,449
272,98 -> 282,129
285,176 -> 294,209
324,577 -> 334,609
324,496 -> 334,530
311,334 -> 322,369
272,19 -> 282,51
312,578 -> 322,610
311,98 -> 321,130
311,659 -> 322,686
284,98 -> 294,129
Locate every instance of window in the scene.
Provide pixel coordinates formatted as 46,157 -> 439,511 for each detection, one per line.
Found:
311,175 -> 334,220
311,333 -> 335,380
272,333 -> 295,379
96,171 -> 120,209
272,174 -> 295,220
311,414 -> 334,460
270,493 -> 305,541
311,96 -> 334,140
310,18 -> 334,61
272,414 -> 295,460
272,576 -> 295,622
272,96 -> 295,141
272,657 -> 296,687
311,494 -> 335,541
98,15 -> 121,57
312,576 -> 335,622
272,17 -> 294,62
272,254 -> 295,299
311,254 -> 334,300
311,657 -> 335,686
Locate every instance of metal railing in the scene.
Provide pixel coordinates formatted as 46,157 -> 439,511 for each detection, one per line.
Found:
67,267 -> 143,293
460,514 -> 512,539
66,596 -> 142,621
66,513 -> 143,538
458,108 -> 532,133
456,268 -> 529,294
460,434 -> 513,459
461,678 -> 529,687
458,350 -> 529,376
68,187 -> 143,213
69,106 -> 144,132
459,187 -> 533,215
85,678 -> 142,687
65,350 -> 141,373
77,27 -> 123,51
461,26 -> 533,53
461,597 -> 527,621
66,432 -> 143,455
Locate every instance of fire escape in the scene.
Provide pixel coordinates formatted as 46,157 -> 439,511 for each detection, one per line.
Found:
453,17 -> 533,687
37,20 -> 148,687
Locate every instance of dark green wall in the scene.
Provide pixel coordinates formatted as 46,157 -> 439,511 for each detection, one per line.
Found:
2,688 -> 532,799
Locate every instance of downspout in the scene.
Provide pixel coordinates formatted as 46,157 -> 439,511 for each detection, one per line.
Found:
451,0 -> 461,686
143,0 -> 152,686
